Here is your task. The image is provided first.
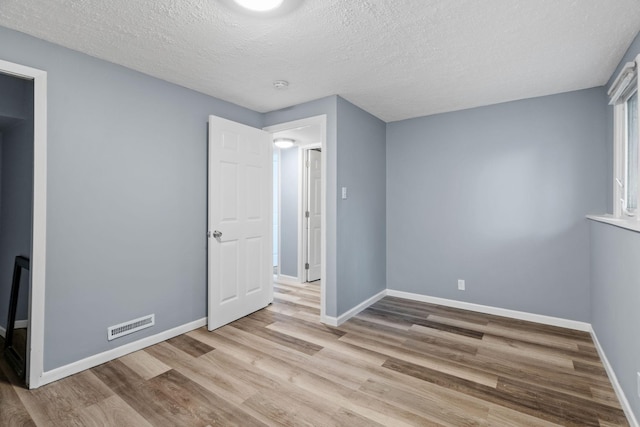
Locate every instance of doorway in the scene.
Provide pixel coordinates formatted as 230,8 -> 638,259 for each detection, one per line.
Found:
0,59 -> 47,389
0,72 -> 34,382
265,116 -> 326,317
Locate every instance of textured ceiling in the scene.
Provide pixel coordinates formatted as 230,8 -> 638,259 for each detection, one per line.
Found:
1,0 -> 639,122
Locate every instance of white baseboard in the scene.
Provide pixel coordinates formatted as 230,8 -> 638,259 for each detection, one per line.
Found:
0,320 -> 29,338
590,329 -> 639,427
322,288 -> 592,332
15,320 -> 28,329
37,317 -> 206,387
323,289 -> 387,327
386,289 -> 591,332
321,315 -> 338,327
322,316 -> 338,327
274,275 -> 302,286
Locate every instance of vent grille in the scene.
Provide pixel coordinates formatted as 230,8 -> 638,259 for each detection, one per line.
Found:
107,314 -> 154,341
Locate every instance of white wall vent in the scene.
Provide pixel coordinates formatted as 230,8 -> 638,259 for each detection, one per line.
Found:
107,314 -> 155,341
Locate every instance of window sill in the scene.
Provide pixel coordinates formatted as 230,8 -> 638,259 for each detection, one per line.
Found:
587,214 -> 640,233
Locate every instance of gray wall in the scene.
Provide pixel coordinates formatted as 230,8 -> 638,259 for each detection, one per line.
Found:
336,97 -> 386,313
279,147 -> 299,277
387,88 -> 608,322
0,25 -> 263,370
590,30 -> 640,422
264,96 -> 339,317
0,75 -> 33,329
590,222 -> 640,421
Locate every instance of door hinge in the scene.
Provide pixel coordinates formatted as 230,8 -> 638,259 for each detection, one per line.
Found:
305,211 -> 310,218
306,160 -> 310,168
305,263 -> 310,270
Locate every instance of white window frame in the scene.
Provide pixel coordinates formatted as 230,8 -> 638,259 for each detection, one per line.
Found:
610,54 -> 640,219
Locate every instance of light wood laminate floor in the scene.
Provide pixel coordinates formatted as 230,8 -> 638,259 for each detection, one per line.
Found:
0,281 -> 629,426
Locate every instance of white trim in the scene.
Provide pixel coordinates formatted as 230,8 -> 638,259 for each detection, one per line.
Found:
587,214 -> 640,233
274,148 -> 281,277
614,100 -> 626,217
386,289 -> 591,332
38,318 -> 206,387
29,66 -> 47,390
590,328 -> 639,427
609,61 -> 637,104
319,119 -> 327,322
264,115 -> 327,321
322,316 -> 339,327
0,320 -> 29,338
324,289 -> 387,327
0,59 -> 47,389
274,274 -> 301,286
301,148 -> 308,282
296,146 -> 304,282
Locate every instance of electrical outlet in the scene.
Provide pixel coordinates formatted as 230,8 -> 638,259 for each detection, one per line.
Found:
637,372 -> 640,398
458,279 -> 465,291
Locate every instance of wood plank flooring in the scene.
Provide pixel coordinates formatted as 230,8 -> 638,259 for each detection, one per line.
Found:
0,282 -> 629,426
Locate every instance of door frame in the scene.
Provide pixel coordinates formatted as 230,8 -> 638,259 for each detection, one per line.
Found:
263,115 -> 327,320
0,59 -> 48,389
301,144 -> 321,283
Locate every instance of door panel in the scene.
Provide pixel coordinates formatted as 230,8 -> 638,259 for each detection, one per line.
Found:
307,149 -> 322,282
245,236 -> 263,293
208,115 -> 273,330
219,241 -> 239,302
220,162 -> 239,221
246,165 -> 262,219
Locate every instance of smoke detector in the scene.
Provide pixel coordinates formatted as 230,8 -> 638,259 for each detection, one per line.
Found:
273,80 -> 289,90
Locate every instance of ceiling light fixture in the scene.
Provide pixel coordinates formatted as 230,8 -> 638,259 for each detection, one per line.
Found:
274,138 -> 295,149
233,0 -> 283,12
219,0 -> 303,17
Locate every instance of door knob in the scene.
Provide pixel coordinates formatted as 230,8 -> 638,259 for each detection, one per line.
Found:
212,230 -> 222,239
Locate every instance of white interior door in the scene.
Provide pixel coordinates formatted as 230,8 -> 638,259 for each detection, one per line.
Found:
208,115 -> 273,331
306,149 -> 322,282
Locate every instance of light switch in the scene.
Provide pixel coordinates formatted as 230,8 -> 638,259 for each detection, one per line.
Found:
341,187 -> 348,200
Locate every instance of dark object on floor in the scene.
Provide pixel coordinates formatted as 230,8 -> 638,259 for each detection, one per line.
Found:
4,255 -> 29,379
